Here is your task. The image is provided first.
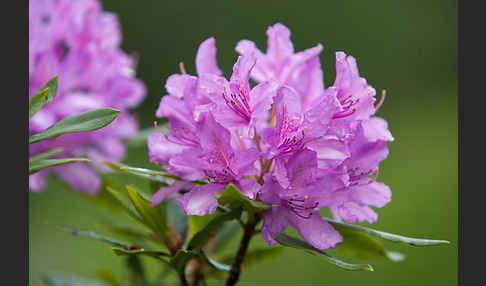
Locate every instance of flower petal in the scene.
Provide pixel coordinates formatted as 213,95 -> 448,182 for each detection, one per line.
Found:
287,211 -> 343,250
248,80 -> 279,135
261,206 -> 290,246
196,37 -> 222,76
229,54 -> 256,96
29,171 -> 47,192
266,23 -> 294,66
361,117 -> 394,142
235,39 -> 270,83
285,149 -> 317,188
148,132 -> 188,164
306,138 -> 350,169
165,74 -> 198,99
152,181 -> 193,206
349,182 -> 392,208
176,183 -> 224,216
333,202 -> 378,223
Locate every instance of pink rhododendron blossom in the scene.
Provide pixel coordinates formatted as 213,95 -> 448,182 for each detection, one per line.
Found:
29,0 -> 146,193
149,23 -> 393,250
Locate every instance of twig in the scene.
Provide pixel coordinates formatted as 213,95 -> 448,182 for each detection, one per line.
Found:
225,215 -> 261,286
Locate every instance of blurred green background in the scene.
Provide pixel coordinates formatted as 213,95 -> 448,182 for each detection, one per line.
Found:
29,0 -> 457,285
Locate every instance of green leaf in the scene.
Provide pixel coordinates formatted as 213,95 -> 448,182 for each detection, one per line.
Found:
104,162 -> 176,184
221,247 -> 284,267
126,185 -> 170,244
112,246 -> 170,259
324,218 -> 450,246
29,158 -> 90,174
29,75 -> 58,118
216,183 -> 271,222
43,272 -> 109,286
200,250 -> 231,272
188,213 -> 217,239
105,185 -> 144,225
332,224 -> 404,262
29,108 -> 120,144
59,226 -> 128,248
29,147 -> 63,162
170,250 -> 196,273
274,233 -> 374,271
187,208 -> 241,251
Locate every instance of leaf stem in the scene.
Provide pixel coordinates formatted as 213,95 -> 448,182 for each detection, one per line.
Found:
225,214 -> 261,286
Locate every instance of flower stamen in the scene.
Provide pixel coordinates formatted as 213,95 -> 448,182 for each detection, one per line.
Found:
375,90 -> 386,112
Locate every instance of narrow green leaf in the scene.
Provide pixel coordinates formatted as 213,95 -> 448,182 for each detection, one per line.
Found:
104,162 -> 176,184
126,185 -> 170,244
59,226 -> 128,248
29,147 -> 63,162
324,218 -> 450,246
187,208 -> 241,251
200,250 -> 231,272
29,75 -> 58,118
332,224 -> 403,262
105,185 -> 144,225
43,272 -> 109,286
29,158 -> 90,174
30,108 -> 120,144
112,246 -> 170,259
216,183 -> 271,222
275,233 -> 374,271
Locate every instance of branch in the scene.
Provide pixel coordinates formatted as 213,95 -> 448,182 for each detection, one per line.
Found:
225,215 -> 261,286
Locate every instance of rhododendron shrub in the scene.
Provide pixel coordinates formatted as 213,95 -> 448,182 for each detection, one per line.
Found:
31,15 -> 449,286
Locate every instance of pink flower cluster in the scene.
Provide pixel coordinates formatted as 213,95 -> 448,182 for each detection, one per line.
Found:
148,23 -> 393,250
29,0 -> 146,193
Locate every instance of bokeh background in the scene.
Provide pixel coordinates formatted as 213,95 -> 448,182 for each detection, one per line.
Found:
29,0 -> 458,285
